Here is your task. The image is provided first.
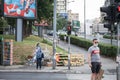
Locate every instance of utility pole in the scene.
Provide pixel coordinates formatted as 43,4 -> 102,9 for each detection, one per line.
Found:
67,23 -> 71,70
67,0 -> 71,70
84,0 -> 86,39
52,0 -> 57,69
117,22 -> 120,80
67,35 -> 70,70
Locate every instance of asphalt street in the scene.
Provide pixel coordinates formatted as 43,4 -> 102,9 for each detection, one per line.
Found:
0,72 -> 116,80
0,72 -> 67,80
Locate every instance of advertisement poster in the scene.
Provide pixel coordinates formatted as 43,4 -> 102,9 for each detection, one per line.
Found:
4,0 -> 37,19
72,20 -> 80,28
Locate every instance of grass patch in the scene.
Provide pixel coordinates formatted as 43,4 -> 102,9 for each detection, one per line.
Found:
0,35 -> 67,65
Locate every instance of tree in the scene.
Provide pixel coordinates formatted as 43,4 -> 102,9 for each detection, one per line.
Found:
37,0 -> 53,24
0,17 -> 8,34
0,17 -> 8,27
57,17 -> 67,31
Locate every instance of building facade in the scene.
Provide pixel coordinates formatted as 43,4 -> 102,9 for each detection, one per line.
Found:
68,10 -> 79,22
56,0 -> 79,22
56,0 -> 67,13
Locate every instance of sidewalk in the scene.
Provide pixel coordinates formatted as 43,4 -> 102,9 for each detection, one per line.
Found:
0,40 -> 117,80
0,65 -> 116,80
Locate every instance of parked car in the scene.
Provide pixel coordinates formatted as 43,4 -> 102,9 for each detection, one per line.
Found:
47,30 -> 58,36
47,30 -> 53,36
57,30 -> 67,35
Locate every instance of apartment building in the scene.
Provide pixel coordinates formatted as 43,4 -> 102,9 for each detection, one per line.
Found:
68,10 -> 79,22
56,0 -> 67,13
56,0 -> 79,21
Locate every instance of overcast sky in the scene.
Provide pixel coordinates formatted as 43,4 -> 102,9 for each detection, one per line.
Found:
68,0 -> 105,23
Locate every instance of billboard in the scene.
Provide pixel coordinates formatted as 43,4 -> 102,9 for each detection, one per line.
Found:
72,20 -> 80,28
4,0 -> 37,19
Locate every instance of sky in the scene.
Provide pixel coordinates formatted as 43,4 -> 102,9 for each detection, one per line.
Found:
68,0 -> 105,23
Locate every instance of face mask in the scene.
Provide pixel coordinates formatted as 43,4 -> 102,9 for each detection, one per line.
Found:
94,43 -> 98,47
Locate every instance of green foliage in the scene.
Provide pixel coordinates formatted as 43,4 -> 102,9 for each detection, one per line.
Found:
99,43 -> 117,57
57,17 -> 67,31
42,39 -> 52,46
0,35 -> 15,40
103,34 -> 120,40
0,17 -> 8,27
70,36 -> 92,49
32,25 -> 37,31
37,0 -> 53,23
103,35 -> 113,39
6,18 -> 16,27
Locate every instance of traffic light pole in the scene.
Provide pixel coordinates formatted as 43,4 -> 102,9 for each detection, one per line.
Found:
68,35 -> 70,70
110,23 -> 114,45
117,22 -> 120,80
110,0 -> 114,45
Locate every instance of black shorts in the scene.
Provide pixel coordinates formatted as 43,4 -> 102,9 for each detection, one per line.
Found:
91,62 -> 101,73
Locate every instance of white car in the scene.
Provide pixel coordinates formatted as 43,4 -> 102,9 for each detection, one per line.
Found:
57,30 -> 67,35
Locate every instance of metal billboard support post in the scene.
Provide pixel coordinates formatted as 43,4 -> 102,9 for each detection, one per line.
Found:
16,18 -> 23,42
38,26 -> 43,37
117,22 -> 120,80
68,35 -> 71,70
52,0 -> 57,69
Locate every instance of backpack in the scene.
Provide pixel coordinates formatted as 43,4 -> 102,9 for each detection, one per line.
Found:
36,48 -> 42,58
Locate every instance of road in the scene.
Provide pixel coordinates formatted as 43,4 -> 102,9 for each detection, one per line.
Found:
78,35 -> 118,46
0,72 -> 116,80
0,72 -> 67,80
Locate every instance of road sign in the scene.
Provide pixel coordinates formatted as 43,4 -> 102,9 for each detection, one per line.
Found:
72,20 -> 80,28
59,13 -> 68,19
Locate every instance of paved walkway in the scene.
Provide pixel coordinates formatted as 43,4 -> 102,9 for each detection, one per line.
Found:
0,40 -> 117,80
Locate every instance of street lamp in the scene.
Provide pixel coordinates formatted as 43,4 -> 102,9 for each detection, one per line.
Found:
52,0 -> 57,69
84,0 -> 86,39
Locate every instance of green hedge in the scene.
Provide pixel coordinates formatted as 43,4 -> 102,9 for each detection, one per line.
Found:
59,35 -> 117,57
103,35 -> 120,40
99,43 -> 117,57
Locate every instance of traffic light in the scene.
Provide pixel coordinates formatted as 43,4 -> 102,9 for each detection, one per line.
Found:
113,0 -> 120,21
0,3 -> 3,17
115,3 -> 120,21
104,23 -> 111,31
100,5 -> 115,21
67,26 -> 71,35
